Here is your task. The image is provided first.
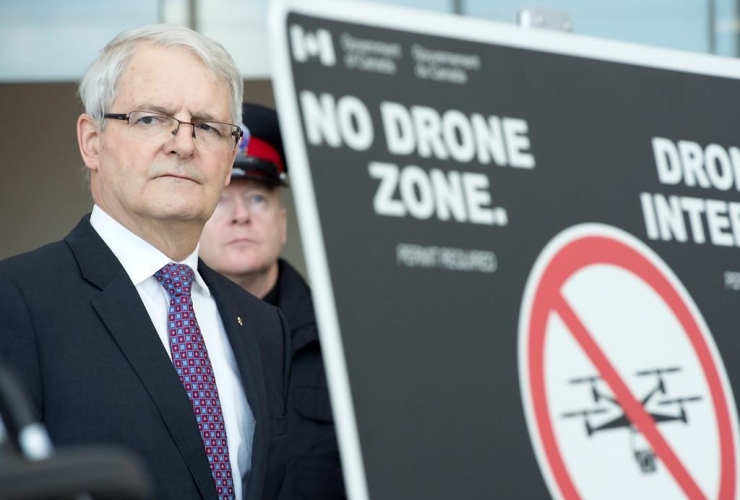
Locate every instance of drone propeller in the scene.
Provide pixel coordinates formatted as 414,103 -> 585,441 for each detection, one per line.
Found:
636,367 -> 682,395
567,375 -> 608,403
568,375 -> 602,385
657,396 -> 702,406
561,408 -> 609,419
635,367 -> 681,377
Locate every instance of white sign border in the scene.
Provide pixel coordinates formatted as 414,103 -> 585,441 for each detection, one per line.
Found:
267,2 -> 740,499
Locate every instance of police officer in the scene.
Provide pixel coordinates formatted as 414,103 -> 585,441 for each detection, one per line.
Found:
200,103 -> 345,500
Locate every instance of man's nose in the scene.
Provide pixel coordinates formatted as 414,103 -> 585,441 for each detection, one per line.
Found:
168,122 -> 197,156
231,198 -> 251,224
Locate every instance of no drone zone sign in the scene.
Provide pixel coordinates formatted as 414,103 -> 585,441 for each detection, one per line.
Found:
269,0 -> 740,498
519,225 -> 740,500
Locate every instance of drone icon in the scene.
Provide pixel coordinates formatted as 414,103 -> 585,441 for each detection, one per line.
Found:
561,366 -> 702,473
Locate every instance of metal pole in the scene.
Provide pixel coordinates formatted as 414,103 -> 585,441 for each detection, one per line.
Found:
188,0 -> 198,31
707,0 -> 716,54
451,0 -> 463,16
736,0 -> 740,56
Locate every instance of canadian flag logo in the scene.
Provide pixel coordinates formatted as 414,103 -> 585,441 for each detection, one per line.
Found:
290,25 -> 336,66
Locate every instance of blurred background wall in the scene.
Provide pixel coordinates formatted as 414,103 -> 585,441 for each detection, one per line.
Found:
2,0 -> 739,278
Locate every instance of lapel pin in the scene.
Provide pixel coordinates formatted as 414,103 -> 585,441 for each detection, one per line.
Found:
237,316 -> 243,326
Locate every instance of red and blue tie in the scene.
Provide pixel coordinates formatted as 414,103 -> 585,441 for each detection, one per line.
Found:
154,262 -> 235,500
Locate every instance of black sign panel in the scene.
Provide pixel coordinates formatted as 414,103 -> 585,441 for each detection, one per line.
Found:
269,2 -> 740,499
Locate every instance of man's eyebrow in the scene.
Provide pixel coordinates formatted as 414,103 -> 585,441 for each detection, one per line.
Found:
136,104 -> 176,116
190,112 -> 223,123
134,105 -> 225,123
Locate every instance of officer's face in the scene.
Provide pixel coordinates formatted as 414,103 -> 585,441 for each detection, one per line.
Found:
200,178 -> 287,279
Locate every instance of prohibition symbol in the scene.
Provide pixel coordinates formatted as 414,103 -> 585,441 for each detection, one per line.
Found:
519,224 -> 740,500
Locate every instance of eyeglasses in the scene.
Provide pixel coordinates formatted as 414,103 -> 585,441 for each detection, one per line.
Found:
217,191 -> 272,215
103,110 -> 243,152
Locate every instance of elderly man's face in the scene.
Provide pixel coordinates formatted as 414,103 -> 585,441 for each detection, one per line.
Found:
86,44 -> 236,230
199,178 -> 287,279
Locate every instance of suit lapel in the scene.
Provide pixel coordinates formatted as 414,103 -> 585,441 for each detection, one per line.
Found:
65,217 -> 218,500
200,262 -> 269,500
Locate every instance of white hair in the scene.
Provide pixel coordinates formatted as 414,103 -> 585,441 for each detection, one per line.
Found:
78,24 -> 243,127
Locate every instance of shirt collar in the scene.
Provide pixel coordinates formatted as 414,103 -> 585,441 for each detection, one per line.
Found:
89,205 -> 211,295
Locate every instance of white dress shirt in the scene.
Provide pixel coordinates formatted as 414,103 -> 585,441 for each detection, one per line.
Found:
90,205 -> 254,499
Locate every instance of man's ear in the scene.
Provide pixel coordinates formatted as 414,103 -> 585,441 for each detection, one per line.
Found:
224,150 -> 237,187
77,114 -> 101,172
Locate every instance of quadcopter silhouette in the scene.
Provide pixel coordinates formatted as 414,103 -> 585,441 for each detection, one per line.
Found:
561,367 -> 702,473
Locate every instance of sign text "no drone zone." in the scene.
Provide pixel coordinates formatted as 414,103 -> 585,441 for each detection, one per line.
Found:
298,91 -> 535,225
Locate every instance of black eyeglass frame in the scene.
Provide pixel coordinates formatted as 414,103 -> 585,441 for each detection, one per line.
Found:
103,111 -> 244,149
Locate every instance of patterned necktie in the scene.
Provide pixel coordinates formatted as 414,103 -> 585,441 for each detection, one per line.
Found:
154,262 -> 234,500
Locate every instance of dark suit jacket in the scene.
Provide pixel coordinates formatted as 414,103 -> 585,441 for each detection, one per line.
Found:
0,216 -> 289,500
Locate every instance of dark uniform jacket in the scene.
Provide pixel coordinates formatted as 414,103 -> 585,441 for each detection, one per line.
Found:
0,216 -> 290,500
266,260 -> 345,500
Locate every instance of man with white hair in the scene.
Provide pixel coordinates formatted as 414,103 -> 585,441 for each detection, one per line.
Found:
0,25 -> 289,500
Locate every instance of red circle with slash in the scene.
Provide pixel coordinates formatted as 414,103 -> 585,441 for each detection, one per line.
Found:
519,225 -> 737,500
